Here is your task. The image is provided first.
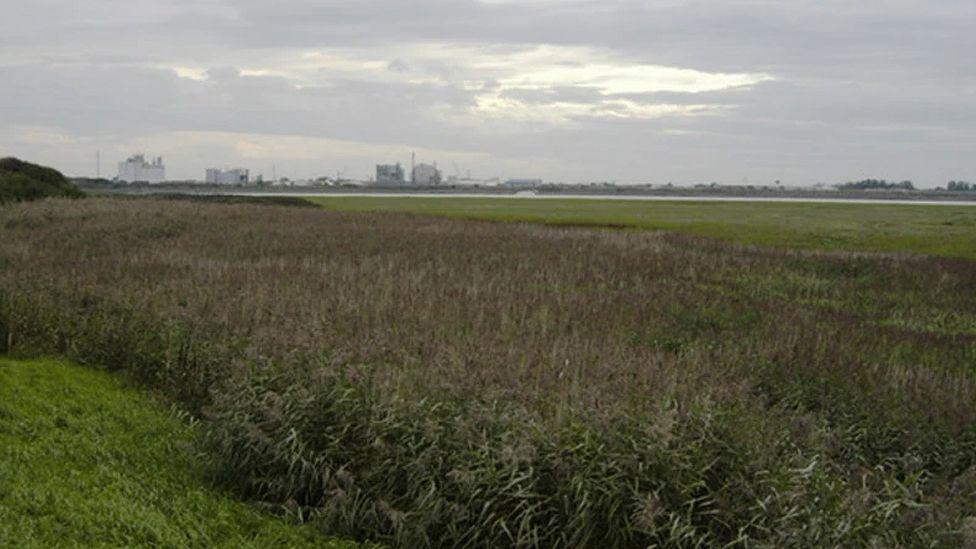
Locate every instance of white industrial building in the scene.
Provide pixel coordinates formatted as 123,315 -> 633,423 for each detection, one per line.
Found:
412,163 -> 442,186
206,168 -> 250,185
117,154 -> 165,183
376,163 -> 405,185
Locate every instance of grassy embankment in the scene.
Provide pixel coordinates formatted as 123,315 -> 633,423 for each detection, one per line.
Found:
2,197 -> 975,546
310,196 -> 976,260
0,357 -> 355,548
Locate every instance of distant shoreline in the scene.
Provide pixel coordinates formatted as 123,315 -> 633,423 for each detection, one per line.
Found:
79,183 -> 976,206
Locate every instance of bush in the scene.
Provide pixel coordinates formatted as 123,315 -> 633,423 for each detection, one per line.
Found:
0,157 -> 84,203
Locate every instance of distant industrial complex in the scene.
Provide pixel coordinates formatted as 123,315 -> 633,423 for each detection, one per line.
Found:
375,153 -> 443,186
205,168 -> 250,185
93,152 -> 975,196
112,151 -> 535,188
117,154 -> 166,184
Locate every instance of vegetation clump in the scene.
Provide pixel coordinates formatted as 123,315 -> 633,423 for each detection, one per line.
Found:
834,178 -> 915,191
1,197 -> 975,547
0,157 -> 84,203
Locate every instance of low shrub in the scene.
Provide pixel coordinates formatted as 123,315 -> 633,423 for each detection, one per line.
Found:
0,157 -> 84,203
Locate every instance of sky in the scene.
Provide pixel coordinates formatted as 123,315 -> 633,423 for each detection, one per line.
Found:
1,0 -> 974,186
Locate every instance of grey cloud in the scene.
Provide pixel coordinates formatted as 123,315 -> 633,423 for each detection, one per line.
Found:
2,0 -> 975,185
387,59 -> 410,73
0,62 -> 480,147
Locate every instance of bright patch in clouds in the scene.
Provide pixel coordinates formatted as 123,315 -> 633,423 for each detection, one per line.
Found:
469,96 -> 723,126
170,66 -> 207,81
167,43 -> 771,126
499,59 -> 767,95
460,45 -> 769,124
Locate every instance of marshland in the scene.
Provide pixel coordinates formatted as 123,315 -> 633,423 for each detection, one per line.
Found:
2,195 -> 975,546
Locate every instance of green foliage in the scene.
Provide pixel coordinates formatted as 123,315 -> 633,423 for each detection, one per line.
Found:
0,157 -> 84,203
0,358 -> 356,548
205,368 -> 962,547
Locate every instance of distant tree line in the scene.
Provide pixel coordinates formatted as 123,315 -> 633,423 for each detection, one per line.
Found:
834,179 -> 915,191
946,181 -> 975,192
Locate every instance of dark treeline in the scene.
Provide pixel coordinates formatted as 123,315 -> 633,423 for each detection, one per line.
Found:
834,179 -> 915,191
947,181 -> 975,192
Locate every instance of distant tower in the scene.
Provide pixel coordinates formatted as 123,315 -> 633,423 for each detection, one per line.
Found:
411,152 -> 416,184
96,150 -> 100,178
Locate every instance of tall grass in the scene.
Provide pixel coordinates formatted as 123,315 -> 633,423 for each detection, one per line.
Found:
1,197 -> 975,546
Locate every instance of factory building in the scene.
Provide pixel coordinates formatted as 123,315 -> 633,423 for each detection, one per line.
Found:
117,154 -> 165,183
376,163 -> 405,185
206,168 -> 250,185
412,163 -> 442,186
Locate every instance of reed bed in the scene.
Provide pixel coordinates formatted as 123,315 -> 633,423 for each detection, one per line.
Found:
2,197 -> 975,546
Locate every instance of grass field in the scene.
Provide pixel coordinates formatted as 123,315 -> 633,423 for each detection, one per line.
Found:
2,197 -> 975,546
0,358 -> 357,548
310,196 -> 976,260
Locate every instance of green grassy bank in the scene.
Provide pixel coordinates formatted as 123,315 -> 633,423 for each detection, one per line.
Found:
0,358 -> 355,548
310,196 -> 976,260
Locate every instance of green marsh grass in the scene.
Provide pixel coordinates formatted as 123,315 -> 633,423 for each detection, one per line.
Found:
310,196 -> 976,260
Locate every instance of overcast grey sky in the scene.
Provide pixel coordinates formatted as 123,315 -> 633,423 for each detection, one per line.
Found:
2,0 -> 974,185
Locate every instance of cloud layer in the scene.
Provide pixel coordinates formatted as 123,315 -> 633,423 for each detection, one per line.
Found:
2,0 -> 974,185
